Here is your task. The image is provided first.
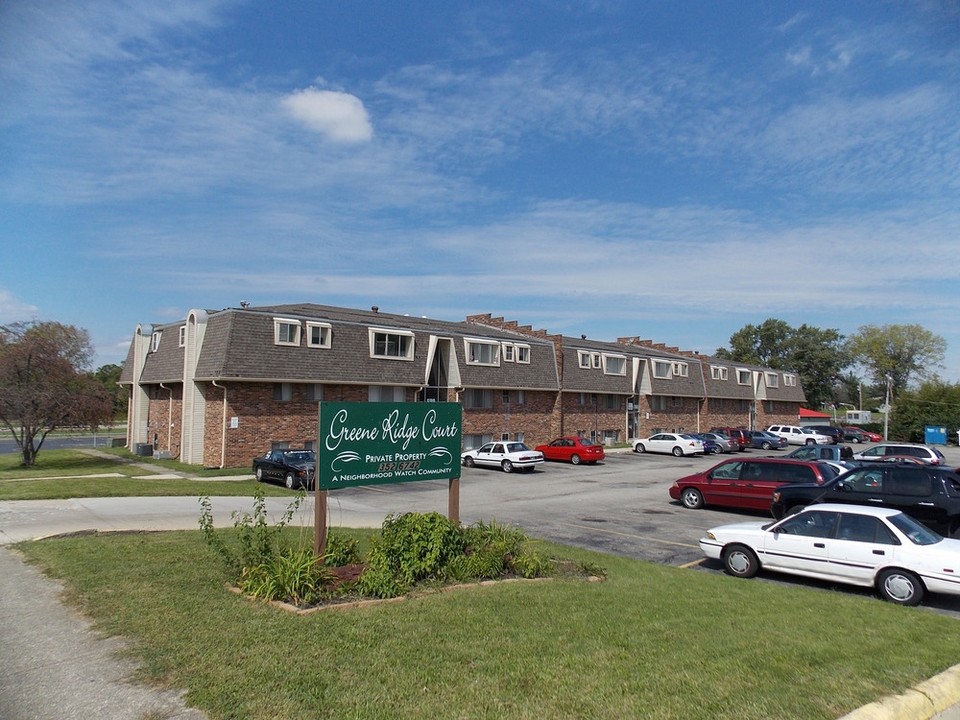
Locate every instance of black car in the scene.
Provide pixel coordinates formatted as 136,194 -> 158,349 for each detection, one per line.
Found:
805,425 -> 845,445
770,464 -> 960,537
252,449 -> 316,489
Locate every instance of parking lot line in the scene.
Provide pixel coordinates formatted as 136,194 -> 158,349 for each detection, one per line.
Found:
565,522 -> 700,549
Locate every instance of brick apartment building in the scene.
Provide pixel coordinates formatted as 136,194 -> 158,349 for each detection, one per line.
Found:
119,303 -> 805,468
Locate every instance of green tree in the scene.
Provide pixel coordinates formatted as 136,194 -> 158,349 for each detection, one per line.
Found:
93,362 -> 127,418
0,321 -> 112,467
846,324 -> 946,398
888,379 -> 960,442
715,319 -> 849,407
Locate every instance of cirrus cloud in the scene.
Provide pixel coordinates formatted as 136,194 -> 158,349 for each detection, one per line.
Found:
281,88 -> 373,143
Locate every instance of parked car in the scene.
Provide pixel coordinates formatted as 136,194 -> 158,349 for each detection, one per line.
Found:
698,432 -> 735,453
709,427 -> 751,451
691,434 -> 722,455
668,457 -> 838,511
766,425 -> 833,446
632,433 -> 705,457
535,437 -> 605,465
786,445 -> 854,463
252,449 -> 316,490
747,430 -> 788,450
844,426 -> 882,443
853,443 -> 946,466
842,427 -> 871,443
699,503 -> 960,605
805,425 -> 845,445
461,442 -> 543,473
770,464 -> 960,536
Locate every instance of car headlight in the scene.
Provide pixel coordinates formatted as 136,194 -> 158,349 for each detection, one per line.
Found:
705,531 -> 717,540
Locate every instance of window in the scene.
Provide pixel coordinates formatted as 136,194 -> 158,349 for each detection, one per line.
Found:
578,351 -> 591,369
592,353 -> 602,368
273,383 -> 292,402
274,318 -> 301,346
766,372 -> 779,388
151,331 -> 162,352
178,326 -> 186,347
784,374 -> 797,387
651,396 -> 667,411
502,389 -> 525,405
369,386 -> 405,402
502,344 -> 515,362
602,394 -> 620,410
462,434 -> 493,450
515,344 -> 530,363
672,362 -> 688,377
603,354 -> 626,376
736,369 -> 751,385
711,365 -> 728,381
466,339 -> 500,365
463,389 -> 493,409
306,322 -> 331,348
370,329 -> 414,360
304,383 -> 323,402
653,360 -> 672,379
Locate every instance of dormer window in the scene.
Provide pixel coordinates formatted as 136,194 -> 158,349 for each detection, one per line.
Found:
151,331 -> 162,352
274,318 -> 301,346
578,351 -> 591,369
370,328 -> 414,360
465,338 -> 500,366
737,369 -> 751,385
711,365 -> 728,381
672,362 -> 688,377
307,322 -> 331,348
515,344 -> 530,363
178,326 -> 186,347
766,372 -> 779,388
603,354 -> 626,376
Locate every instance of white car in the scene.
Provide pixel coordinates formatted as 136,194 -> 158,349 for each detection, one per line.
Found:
852,443 -> 946,466
699,503 -> 960,606
461,442 -> 543,473
632,433 -> 705,457
766,425 -> 832,446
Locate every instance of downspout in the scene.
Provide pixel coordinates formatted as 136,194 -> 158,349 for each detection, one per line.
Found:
211,380 -> 227,469
159,383 -> 174,454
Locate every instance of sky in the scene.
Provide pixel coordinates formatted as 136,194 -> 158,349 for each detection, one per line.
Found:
2,1 -> 960,387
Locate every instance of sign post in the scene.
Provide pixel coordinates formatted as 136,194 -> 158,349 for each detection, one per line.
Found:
314,401 -> 462,555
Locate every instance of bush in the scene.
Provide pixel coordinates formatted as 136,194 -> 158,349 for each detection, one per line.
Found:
240,547 -> 334,606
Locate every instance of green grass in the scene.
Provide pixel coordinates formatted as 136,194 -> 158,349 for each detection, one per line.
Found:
17,529 -> 960,720
0,449 -> 293,500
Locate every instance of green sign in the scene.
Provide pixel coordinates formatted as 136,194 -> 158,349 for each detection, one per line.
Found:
317,402 -> 462,490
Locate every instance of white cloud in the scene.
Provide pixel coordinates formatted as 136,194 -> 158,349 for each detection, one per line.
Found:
0,288 -> 40,323
281,88 -> 373,143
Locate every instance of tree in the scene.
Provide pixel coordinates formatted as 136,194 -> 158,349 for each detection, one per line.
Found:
888,379 -> 960,442
845,324 -> 946,398
93,362 -> 127,418
0,321 -> 112,467
715,319 -> 850,407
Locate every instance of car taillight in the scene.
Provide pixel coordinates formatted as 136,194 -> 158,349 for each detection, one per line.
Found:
772,491 -> 781,502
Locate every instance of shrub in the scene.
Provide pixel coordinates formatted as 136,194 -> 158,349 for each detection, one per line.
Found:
322,533 -> 361,568
240,547 -> 334,606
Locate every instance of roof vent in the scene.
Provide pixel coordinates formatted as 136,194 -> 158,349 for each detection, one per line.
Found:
371,305 -> 379,313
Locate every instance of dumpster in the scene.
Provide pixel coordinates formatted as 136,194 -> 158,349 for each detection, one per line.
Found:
924,426 -> 947,445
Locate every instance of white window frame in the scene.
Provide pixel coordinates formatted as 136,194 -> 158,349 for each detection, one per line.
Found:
653,360 -> 672,379
502,343 -> 515,362
603,354 -> 627,376
784,374 -> 797,387
306,322 -> 332,349
736,369 -> 751,386
711,365 -> 728,381
274,318 -> 301,347
766,372 -> 779,388
591,353 -> 602,369
178,326 -> 186,348
369,328 -> 415,360
515,344 -> 530,364
465,338 -> 501,366
578,351 -> 591,369
672,362 -> 688,378
151,331 -> 162,352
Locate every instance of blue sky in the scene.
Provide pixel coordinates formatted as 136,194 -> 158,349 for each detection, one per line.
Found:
2,1 -> 960,386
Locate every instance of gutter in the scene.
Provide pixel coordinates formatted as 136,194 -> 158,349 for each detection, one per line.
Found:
211,380 -> 227,469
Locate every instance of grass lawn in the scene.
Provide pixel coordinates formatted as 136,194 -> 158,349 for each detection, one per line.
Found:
0,449 -> 293,500
17,529 -> 960,720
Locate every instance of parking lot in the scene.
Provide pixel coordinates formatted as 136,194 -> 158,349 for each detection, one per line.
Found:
332,444 -> 960,615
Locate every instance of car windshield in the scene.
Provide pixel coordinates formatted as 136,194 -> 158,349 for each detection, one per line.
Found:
888,513 -> 943,545
285,451 -> 315,463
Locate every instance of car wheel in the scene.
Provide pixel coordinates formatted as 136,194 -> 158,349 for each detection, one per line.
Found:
761,442 -> 772,450
805,439 -> 816,445
723,544 -> 759,578
672,446 -> 683,457
285,472 -> 296,489
877,568 -> 924,606
634,443 -> 646,453
680,487 -> 704,509
255,467 -> 264,481
502,460 -> 514,473
463,456 -> 475,467
570,454 -> 581,465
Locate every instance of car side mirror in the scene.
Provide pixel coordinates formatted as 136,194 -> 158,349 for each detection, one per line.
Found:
837,481 -> 848,492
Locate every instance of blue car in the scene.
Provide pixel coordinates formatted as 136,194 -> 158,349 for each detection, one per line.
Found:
747,430 -> 788,450
691,434 -> 723,455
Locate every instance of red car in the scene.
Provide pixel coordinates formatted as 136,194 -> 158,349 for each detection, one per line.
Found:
535,437 -> 605,465
843,426 -> 882,443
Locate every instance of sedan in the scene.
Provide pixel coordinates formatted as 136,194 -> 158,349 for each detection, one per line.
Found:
461,442 -> 543,473
535,437 -> 605,465
748,431 -> 788,451
699,503 -> 960,606
252,449 -> 316,490
698,432 -> 735,453
632,433 -> 704,457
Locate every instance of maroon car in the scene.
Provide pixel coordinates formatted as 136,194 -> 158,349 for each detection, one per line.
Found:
535,436 -> 605,465
669,457 -> 838,511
